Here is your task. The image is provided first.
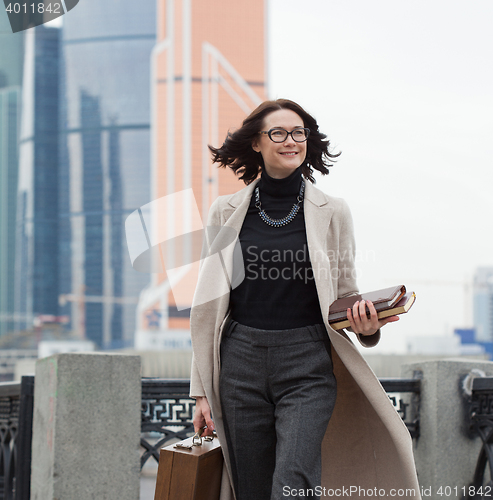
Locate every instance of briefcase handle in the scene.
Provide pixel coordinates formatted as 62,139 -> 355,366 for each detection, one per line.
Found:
174,427 -> 216,451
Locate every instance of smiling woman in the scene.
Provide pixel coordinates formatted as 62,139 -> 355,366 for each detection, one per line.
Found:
208,98 -> 339,184
251,109 -> 308,178
190,98 -> 421,500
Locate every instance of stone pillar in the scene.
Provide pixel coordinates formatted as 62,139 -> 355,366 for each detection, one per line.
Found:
402,359 -> 493,500
30,353 -> 141,500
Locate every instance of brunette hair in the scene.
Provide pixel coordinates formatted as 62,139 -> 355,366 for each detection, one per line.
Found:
208,99 -> 340,184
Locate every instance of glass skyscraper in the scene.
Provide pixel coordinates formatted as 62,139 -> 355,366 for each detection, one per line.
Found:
0,8 -> 24,89
15,25 -> 61,331
474,267 -> 493,342
58,0 -> 155,347
0,87 -> 20,338
0,9 -> 23,338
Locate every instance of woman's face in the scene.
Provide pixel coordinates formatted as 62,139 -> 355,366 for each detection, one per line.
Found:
252,109 -> 307,179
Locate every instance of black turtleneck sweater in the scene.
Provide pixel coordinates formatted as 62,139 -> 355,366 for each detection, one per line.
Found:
229,167 -> 325,330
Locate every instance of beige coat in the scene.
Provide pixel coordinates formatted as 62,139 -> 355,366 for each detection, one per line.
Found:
190,179 -> 421,500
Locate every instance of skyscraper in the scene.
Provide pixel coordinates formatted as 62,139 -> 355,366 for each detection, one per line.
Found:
58,0 -> 156,348
134,0 -> 268,348
0,9 -> 23,338
474,267 -> 493,342
0,8 -> 24,88
15,25 -> 60,333
0,87 -> 20,338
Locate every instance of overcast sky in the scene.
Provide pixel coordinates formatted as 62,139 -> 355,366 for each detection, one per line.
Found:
268,0 -> 493,352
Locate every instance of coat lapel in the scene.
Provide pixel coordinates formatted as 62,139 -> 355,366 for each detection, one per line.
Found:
191,181 -> 259,406
304,181 -> 335,322
212,180 -> 259,292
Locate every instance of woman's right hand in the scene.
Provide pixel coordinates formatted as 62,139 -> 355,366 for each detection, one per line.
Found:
192,396 -> 215,437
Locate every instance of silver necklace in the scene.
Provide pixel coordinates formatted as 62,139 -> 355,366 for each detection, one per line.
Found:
254,180 -> 305,227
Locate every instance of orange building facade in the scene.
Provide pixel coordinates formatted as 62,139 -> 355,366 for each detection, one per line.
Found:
135,0 -> 268,348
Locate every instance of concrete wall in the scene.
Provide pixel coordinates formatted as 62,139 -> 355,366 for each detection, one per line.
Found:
30,352 -> 141,500
119,349 -> 193,378
402,359 -> 493,499
363,353 -> 488,378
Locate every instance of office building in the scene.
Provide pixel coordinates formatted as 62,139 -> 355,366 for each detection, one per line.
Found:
0,87 -> 21,338
134,0 -> 268,349
58,0 -> 156,348
0,8 -> 24,88
473,267 -> 493,342
15,25 -> 60,334
0,9 -> 24,338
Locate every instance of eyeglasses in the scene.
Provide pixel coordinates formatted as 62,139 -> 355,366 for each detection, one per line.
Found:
258,127 -> 310,143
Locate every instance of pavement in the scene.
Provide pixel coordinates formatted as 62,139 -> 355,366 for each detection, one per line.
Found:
140,460 -> 158,499
141,474 -> 157,499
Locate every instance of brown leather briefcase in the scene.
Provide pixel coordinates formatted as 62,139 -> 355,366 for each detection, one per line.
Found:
154,432 -> 223,500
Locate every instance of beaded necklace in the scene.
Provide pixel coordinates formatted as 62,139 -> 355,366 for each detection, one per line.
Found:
254,180 -> 305,227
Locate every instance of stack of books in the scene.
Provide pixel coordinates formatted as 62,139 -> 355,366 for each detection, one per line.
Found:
328,285 -> 416,330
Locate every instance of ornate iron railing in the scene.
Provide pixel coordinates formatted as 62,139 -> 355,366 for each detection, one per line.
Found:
0,374 -> 422,491
464,377 -> 493,498
0,376 -> 34,500
140,376 -> 422,468
380,377 -> 421,439
140,378 -> 196,469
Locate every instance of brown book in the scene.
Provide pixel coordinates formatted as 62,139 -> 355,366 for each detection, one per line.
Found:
328,285 -> 406,323
329,291 -> 416,330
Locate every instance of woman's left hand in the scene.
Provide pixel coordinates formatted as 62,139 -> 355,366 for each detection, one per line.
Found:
347,300 -> 399,336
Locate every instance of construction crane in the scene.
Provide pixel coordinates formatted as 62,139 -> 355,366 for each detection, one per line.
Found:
58,288 -> 139,339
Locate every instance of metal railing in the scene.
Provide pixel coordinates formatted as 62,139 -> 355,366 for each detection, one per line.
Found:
140,376 -> 422,468
141,378 -> 195,469
380,377 -> 421,439
0,374 -> 422,495
464,377 -> 493,497
0,376 -> 34,500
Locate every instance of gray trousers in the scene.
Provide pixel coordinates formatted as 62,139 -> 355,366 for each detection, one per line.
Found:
219,321 -> 337,500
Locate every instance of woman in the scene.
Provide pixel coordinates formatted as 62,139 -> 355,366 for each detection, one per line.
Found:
190,99 -> 420,500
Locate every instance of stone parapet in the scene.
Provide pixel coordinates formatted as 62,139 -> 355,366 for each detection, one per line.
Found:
402,359 -> 493,499
30,352 -> 141,499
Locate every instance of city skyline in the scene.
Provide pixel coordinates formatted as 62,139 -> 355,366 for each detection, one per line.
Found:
133,0 -> 268,349
57,0 -> 156,348
0,0 -> 157,348
1,0 -> 492,354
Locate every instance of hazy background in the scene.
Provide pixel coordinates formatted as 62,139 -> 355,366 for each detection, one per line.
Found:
268,0 -> 493,352
15,0 -> 493,353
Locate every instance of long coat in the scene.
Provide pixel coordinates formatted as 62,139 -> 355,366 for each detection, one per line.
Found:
190,179 -> 421,500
